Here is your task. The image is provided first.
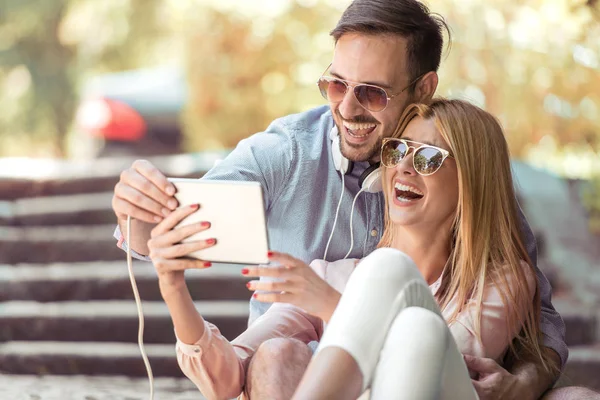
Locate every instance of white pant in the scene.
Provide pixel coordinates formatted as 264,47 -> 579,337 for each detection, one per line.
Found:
317,248 -> 479,400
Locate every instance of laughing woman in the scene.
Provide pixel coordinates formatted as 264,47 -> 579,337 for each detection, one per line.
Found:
291,99 -> 554,399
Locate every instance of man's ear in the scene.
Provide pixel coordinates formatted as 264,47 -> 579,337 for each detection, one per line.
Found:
414,71 -> 438,103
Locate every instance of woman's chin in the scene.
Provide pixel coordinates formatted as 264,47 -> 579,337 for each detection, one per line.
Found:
388,212 -> 421,227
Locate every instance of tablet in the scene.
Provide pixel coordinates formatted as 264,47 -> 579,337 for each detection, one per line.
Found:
167,178 -> 270,265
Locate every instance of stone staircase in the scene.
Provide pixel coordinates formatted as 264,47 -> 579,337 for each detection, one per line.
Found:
0,156 -> 598,396
0,153 -> 249,388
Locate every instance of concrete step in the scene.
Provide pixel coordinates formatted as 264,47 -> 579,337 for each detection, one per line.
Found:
0,374 -> 205,400
0,192 -> 115,226
2,342 -> 600,389
0,341 -> 185,377
556,344 -> 600,392
0,224 -> 123,263
0,300 -> 248,343
0,261 -> 251,302
553,296 -> 598,347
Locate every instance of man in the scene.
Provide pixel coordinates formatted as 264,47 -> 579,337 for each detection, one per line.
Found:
112,0 -> 579,398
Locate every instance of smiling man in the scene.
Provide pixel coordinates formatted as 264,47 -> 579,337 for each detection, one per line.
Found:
325,33 -> 432,163
111,0 -> 577,399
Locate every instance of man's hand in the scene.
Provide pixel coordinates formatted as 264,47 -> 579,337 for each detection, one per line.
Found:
464,354 -> 534,400
112,159 -> 178,224
244,251 -> 341,322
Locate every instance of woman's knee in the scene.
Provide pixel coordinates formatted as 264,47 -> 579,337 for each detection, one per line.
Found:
248,338 -> 313,398
252,338 -> 312,367
389,307 -> 448,347
353,248 -> 422,284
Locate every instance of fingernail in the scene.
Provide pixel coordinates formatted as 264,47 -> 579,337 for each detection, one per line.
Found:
207,238 -> 216,245
190,203 -> 199,210
204,262 -> 212,268
168,199 -> 178,209
166,186 -> 175,196
246,282 -> 252,289
153,216 -> 163,223
161,208 -> 171,217
201,221 -> 211,228
267,251 -> 274,257
253,293 -> 258,298
241,268 -> 249,275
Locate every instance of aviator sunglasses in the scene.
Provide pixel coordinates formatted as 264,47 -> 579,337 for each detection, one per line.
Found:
381,138 -> 453,176
317,64 -> 424,112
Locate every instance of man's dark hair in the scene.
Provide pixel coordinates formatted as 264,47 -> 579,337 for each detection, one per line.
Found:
331,0 -> 450,88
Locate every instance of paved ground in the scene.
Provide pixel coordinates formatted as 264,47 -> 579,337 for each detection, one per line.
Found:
0,375 -> 207,400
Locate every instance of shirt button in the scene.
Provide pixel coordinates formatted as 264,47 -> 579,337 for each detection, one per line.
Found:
193,347 -> 201,353
370,229 -> 378,237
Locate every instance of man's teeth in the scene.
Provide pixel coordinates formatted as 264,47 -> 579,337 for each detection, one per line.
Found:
394,183 -> 423,196
343,121 -> 377,137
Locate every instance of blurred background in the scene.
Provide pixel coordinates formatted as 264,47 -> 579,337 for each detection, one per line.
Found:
0,0 -> 599,398
1,0 -> 600,222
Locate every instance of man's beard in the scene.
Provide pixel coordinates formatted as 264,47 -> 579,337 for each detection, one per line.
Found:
337,126 -> 383,162
334,111 -> 383,163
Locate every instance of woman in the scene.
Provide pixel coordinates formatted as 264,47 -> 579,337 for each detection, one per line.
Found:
148,99 -> 552,399
291,99 -> 554,399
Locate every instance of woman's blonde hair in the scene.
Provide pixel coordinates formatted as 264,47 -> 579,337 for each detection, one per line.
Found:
378,98 -> 551,370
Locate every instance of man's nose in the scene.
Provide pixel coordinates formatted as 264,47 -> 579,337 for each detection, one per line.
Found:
337,86 -> 366,120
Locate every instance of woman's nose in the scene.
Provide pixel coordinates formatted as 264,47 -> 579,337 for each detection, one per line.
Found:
396,150 -> 417,176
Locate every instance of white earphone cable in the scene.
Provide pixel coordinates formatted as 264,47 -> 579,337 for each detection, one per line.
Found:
324,172 -> 345,260
126,215 -> 155,400
344,188 -> 364,259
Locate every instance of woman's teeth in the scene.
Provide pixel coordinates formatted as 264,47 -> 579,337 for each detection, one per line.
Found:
394,182 -> 424,202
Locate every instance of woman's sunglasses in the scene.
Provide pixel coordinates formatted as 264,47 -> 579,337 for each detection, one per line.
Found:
317,64 -> 424,112
381,138 -> 453,176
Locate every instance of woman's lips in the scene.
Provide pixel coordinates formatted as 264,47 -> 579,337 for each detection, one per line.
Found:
392,181 -> 424,207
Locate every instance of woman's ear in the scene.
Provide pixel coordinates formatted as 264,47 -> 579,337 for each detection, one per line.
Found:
414,71 -> 438,103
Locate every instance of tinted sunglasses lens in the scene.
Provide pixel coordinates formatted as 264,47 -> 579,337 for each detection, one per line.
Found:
414,147 -> 444,175
354,85 -> 388,112
381,140 -> 408,167
319,78 -> 347,102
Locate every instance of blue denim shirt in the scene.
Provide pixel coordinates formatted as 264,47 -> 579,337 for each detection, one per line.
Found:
116,105 -> 567,368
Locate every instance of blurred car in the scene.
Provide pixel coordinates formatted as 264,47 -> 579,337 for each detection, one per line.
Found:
74,66 -> 187,158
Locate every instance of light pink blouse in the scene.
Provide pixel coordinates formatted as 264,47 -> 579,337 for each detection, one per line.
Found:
175,258 -> 535,400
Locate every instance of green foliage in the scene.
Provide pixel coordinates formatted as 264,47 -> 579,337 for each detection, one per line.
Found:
181,2 -> 339,150
0,0 -> 166,156
0,0 -> 75,156
0,0 -> 599,160
582,175 -> 600,234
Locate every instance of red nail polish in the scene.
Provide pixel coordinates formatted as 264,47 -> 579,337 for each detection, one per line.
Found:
191,203 -> 200,210
241,268 -> 249,275
253,293 -> 258,298
204,262 -> 212,267
267,251 -> 274,257
201,221 -> 211,228
246,282 -> 252,289
207,238 -> 216,245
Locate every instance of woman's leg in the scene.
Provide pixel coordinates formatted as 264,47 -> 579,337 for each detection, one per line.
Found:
293,248 -> 444,400
370,307 -> 477,400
